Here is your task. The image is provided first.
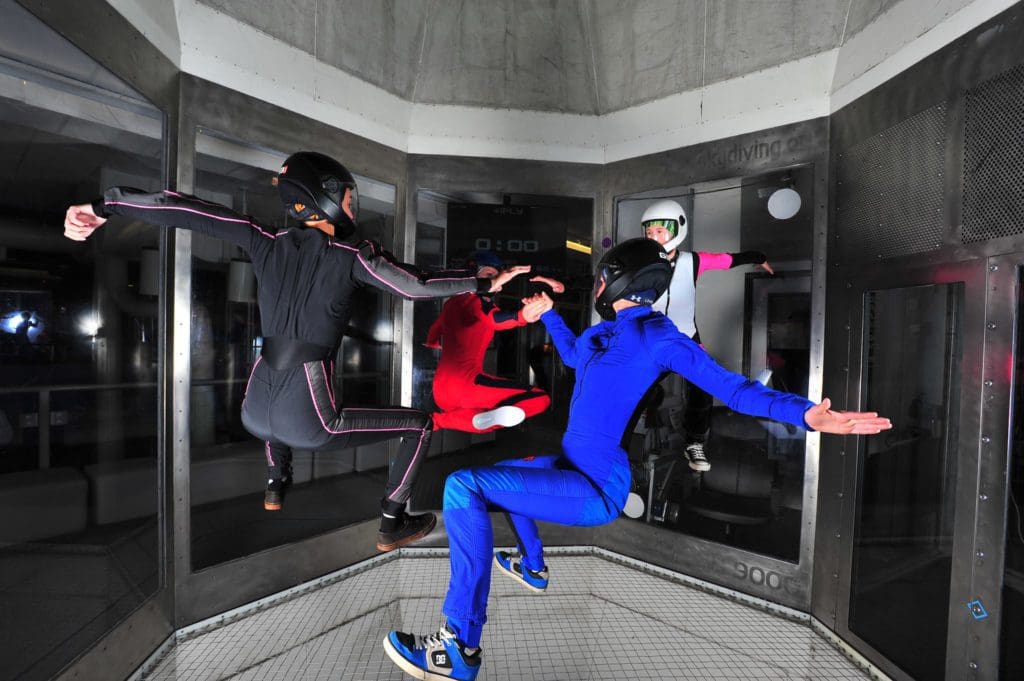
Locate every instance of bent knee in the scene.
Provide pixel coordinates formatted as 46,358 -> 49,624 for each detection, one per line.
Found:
576,498 -> 621,527
443,469 -> 480,509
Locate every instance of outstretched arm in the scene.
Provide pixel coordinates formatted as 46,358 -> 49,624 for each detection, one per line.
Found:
652,326 -> 890,433
532,292 -> 581,368
477,295 -> 527,330
65,188 -> 275,256
695,250 -> 773,278
348,240 -> 486,299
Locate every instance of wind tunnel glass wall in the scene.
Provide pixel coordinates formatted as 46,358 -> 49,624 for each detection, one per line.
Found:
189,132 -> 396,570
0,1 -> 164,679
616,168 -> 813,563
409,190 -> 593,510
850,284 -> 963,681
1002,268 -> 1024,679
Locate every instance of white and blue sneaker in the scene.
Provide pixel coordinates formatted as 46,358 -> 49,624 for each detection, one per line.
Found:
493,551 -> 549,592
383,626 -> 481,681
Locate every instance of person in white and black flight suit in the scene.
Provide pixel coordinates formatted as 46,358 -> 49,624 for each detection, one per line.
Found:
641,199 -> 775,472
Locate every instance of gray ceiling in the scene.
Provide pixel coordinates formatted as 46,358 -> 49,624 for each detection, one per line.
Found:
198,0 -> 906,115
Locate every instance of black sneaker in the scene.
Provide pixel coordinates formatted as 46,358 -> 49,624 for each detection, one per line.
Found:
264,478 -> 286,511
377,512 -> 437,552
684,442 -> 710,472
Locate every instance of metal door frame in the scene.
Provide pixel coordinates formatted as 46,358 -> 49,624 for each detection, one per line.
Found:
830,256 -> 989,681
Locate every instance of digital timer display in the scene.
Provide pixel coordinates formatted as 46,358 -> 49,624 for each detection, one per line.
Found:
473,238 -> 540,253
447,203 -> 566,275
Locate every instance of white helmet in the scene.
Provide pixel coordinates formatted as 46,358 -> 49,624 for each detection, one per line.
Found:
641,199 -> 688,252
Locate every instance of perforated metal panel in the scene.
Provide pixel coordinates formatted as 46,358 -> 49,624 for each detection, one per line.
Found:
836,103 -> 947,260
962,62 -> 1024,244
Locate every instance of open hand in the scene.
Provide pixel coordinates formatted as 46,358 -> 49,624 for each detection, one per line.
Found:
64,203 -> 106,241
489,265 -> 531,293
804,398 -> 892,435
529,275 -> 565,293
520,292 -> 553,322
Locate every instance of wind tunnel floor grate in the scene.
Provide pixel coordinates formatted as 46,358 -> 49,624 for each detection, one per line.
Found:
139,549 -> 876,680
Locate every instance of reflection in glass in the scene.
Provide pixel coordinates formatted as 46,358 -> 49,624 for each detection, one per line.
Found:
850,284 -> 963,681
619,168 -> 814,563
0,1 -> 163,677
1001,268 -> 1024,678
189,134 -> 398,569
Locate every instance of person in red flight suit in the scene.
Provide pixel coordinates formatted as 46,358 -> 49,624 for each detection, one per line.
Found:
427,251 -> 561,433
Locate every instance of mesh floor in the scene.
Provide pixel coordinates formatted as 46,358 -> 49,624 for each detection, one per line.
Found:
140,551 -> 872,681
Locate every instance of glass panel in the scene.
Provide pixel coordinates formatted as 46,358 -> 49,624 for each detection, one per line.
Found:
189,133 -> 397,569
618,168 -> 814,562
849,283 -> 963,681
0,1 -> 164,678
1001,268 -> 1024,678
409,190 -> 593,507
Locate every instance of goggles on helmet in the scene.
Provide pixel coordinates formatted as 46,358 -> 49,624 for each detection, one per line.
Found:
641,218 -> 679,237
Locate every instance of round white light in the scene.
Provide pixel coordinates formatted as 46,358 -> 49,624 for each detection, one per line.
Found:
767,188 -> 801,220
78,312 -> 101,336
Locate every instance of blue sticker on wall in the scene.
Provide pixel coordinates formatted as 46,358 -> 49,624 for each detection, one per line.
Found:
967,600 -> 988,619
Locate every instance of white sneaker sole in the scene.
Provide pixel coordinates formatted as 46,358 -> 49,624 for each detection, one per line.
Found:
687,459 -> 711,472
493,553 -> 547,593
471,406 -> 526,431
383,636 -> 461,681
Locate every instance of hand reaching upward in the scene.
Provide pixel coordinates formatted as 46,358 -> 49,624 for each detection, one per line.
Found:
529,275 -> 565,293
489,265 -> 531,293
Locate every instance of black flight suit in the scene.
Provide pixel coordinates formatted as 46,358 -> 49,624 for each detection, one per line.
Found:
93,187 -> 488,508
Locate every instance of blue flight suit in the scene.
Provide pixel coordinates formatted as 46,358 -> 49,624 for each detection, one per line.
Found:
441,305 -> 816,647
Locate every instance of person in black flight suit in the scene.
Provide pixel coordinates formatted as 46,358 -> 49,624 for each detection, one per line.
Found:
63,151 -> 528,551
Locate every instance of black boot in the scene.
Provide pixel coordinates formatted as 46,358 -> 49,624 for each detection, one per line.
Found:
264,479 -> 285,511
377,500 -> 436,551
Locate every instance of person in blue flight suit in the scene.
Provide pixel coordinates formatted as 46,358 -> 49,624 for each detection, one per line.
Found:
383,238 -> 892,681
63,151 -> 528,552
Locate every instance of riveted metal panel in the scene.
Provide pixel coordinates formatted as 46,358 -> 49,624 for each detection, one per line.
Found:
836,102 -> 948,260
962,62 -> 1024,244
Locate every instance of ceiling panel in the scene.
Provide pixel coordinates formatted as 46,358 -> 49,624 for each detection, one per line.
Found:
199,0 -> 316,50
705,0 -> 847,84
589,0 -> 705,113
193,0 -> 863,115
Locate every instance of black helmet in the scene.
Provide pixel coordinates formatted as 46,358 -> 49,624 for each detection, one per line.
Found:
277,151 -> 358,236
594,238 -> 672,321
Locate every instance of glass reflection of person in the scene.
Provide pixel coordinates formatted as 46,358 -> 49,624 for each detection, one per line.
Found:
64,151 -> 528,552
383,239 -> 891,681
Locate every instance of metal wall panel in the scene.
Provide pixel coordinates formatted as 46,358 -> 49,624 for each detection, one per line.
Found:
962,62 -> 1024,244
827,4 -> 1024,679
836,102 -> 948,260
